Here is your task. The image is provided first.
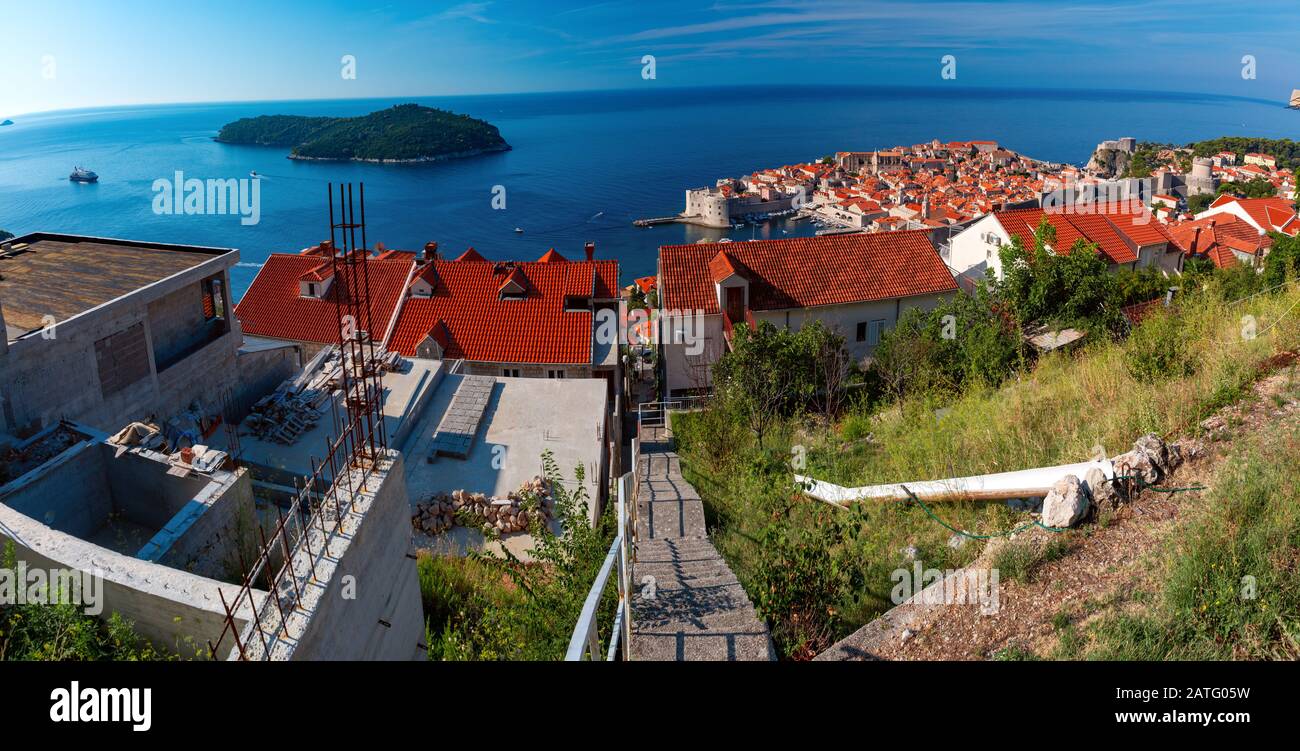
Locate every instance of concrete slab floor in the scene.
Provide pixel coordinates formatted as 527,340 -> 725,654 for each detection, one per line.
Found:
403,373 -> 608,560
239,358 -> 442,480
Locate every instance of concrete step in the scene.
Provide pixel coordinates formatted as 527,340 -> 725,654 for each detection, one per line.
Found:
637,498 -> 708,540
633,584 -> 768,633
630,631 -> 775,662
628,425 -> 775,661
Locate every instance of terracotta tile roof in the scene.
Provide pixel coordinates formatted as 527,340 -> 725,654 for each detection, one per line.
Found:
455,247 -> 487,262
1169,215 -> 1266,268
592,260 -> 619,299
235,253 -> 414,345
1097,207 -> 1180,248
1207,196 -> 1298,234
658,229 -> 955,315
994,208 -> 1137,265
538,248 -> 567,263
387,257 -> 618,364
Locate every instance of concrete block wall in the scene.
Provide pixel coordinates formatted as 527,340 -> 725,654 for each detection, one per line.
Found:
142,465 -> 256,583
146,279 -> 211,369
0,489 -> 261,656
239,451 -> 424,661
0,254 -> 239,436
0,438 -> 110,539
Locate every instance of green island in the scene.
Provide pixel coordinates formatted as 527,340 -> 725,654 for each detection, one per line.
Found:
214,103 -> 510,163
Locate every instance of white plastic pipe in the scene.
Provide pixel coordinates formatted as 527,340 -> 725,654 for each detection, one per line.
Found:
795,459 -> 1114,506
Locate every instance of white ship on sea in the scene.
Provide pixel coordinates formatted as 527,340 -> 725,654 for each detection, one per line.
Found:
1290,89 -> 1300,109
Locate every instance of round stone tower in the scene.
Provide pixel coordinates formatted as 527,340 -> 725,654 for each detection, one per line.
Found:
1187,157 -> 1218,197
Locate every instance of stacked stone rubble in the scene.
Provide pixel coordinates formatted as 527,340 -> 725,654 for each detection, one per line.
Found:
412,476 -> 556,536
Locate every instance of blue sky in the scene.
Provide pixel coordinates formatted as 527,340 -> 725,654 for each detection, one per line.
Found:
2,0 -> 1296,116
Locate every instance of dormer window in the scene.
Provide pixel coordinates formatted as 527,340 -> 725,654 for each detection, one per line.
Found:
307,282 -> 319,297
564,295 -> 590,311
497,266 -> 528,300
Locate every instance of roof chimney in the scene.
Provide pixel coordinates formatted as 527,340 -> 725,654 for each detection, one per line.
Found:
1190,226 -> 1202,254
424,241 -> 439,261
584,241 -> 595,261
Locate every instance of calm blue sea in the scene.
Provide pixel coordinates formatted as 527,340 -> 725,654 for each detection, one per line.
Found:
0,86 -> 1296,299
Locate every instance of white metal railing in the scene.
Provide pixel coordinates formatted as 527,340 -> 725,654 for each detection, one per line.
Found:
636,395 -> 712,427
566,468 -> 636,660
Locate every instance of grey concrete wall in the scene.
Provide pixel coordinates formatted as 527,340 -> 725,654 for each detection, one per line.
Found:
147,280 -> 210,370
0,494 -> 261,657
0,253 -> 240,435
0,439 -> 110,540
149,468 -> 256,583
103,446 -> 213,530
233,344 -> 302,420
245,452 -> 424,660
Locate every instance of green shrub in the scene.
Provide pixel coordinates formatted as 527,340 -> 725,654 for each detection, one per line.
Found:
418,453 -> 616,661
1124,309 -> 1194,381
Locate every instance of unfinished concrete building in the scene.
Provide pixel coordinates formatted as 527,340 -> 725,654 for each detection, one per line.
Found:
0,221 -> 425,661
0,233 -> 247,435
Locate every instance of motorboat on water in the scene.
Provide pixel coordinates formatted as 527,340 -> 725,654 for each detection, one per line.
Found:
514,227 -> 524,233
69,166 -> 98,183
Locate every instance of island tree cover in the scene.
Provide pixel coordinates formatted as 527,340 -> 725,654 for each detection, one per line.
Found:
215,104 -> 510,162
0,229 -> 13,241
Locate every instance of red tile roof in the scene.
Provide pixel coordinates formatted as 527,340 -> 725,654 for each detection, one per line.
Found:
994,208 -> 1137,265
1169,215 -> 1268,268
235,252 -> 415,345
387,257 -> 619,364
658,229 -> 955,315
1207,196 -> 1298,234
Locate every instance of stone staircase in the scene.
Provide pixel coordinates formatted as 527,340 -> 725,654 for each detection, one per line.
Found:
630,426 -> 774,661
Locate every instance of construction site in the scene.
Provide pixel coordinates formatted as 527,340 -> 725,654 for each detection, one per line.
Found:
0,186 -> 458,660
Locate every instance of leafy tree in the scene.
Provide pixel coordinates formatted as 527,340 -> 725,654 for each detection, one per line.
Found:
994,217 -> 1122,334
0,229 -> 13,241
1187,137 -> 1300,171
871,284 -> 1022,398
1261,232 -> 1300,289
1187,193 -> 1213,214
1217,178 -> 1277,199
1114,266 -> 1172,307
713,320 -> 850,446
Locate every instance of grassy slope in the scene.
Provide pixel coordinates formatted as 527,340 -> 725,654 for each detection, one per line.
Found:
1086,420 -> 1300,660
673,281 -> 1300,658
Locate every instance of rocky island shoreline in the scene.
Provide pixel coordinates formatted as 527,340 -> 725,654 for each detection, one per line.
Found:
215,103 -> 509,164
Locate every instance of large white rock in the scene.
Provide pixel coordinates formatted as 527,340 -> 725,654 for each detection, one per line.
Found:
1042,474 -> 1089,528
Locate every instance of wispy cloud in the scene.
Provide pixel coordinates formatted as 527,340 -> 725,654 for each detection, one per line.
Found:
431,2 -> 496,25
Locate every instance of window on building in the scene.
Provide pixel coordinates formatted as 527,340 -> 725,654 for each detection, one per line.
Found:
856,322 -> 867,342
547,369 -> 565,379
503,368 -> 521,378
867,319 -> 887,346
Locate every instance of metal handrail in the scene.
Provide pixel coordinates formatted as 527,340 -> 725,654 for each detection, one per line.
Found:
565,470 -> 635,660
636,395 -> 712,427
